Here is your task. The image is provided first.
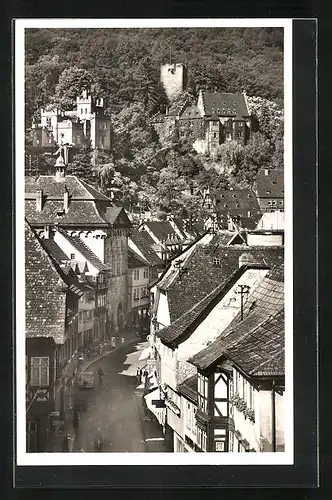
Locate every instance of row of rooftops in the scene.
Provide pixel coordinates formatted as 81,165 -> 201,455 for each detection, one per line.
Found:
153,229 -> 284,385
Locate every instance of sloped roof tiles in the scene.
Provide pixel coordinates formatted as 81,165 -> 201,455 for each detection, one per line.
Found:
177,375 -> 198,404
129,232 -> 163,267
165,244 -> 283,322
201,92 -> 249,118
255,169 -> 284,199
57,229 -> 110,271
189,264 -> 284,372
25,221 -> 67,343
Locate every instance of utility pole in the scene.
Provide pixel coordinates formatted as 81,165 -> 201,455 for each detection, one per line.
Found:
236,284 -> 250,321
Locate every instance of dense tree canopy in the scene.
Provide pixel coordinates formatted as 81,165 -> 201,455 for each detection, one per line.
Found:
25,27 -> 284,217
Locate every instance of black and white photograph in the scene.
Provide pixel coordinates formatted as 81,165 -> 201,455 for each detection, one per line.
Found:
15,18 -> 293,466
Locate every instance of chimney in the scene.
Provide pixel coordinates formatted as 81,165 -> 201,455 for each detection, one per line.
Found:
264,169 -> 269,176
63,187 -> 69,213
44,225 -> 50,239
36,189 -> 43,212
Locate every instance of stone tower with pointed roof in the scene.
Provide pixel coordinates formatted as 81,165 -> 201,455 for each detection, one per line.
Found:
25,167 -> 132,333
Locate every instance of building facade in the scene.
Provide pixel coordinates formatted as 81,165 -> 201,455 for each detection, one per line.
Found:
31,91 -> 112,152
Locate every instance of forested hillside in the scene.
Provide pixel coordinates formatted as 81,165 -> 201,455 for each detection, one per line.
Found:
25,28 -> 284,219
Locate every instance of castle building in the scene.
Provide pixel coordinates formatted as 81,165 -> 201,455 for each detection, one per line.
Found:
31,90 -> 112,152
160,63 -> 187,103
25,156 -> 132,335
152,86 -> 251,155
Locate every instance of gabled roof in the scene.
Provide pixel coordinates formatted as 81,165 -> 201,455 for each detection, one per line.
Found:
178,104 -> 201,120
104,206 -> 131,227
210,231 -> 247,247
189,264 -> 284,371
201,92 -> 249,118
144,221 -> 175,242
165,244 -> 283,322
57,229 -> 110,271
255,169 -> 284,199
214,190 -> 261,221
25,221 -> 68,343
139,229 -> 156,246
177,375 -> 198,404
25,175 -> 111,201
25,200 -> 108,227
225,309 -> 284,377
157,266 -> 251,348
41,239 -> 69,262
129,232 -> 164,267
128,248 -> 149,269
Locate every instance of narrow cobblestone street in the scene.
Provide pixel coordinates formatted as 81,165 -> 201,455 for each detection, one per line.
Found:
71,339 -> 171,453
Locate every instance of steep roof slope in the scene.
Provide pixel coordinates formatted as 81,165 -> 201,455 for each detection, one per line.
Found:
166,244 -> 283,322
255,169 -> 284,199
201,92 -> 249,118
189,264 -> 284,371
25,221 -> 67,343
129,232 -> 164,266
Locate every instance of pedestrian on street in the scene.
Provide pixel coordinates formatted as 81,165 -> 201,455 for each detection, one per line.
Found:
97,367 -> 104,387
93,428 -> 103,452
61,433 -> 70,452
72,409 -> 79,435
136,367 -> 141,384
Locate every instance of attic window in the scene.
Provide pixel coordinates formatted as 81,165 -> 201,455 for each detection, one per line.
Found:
232,194 -> 236,198
236,204 -> 240,207
224,204 -> 228,208
272,181 -> 277,185
247,194 -> 251,198
213,257 -> 221,266
266,190 -> 271,194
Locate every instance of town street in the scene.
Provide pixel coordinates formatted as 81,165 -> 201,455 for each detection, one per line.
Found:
71,339 -> 171,453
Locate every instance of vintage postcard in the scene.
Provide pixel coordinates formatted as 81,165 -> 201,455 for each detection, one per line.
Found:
15,18 -> 293,467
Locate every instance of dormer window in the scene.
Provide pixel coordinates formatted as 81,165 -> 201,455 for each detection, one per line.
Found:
70,253 -> 75,259
266,190 -> 271,194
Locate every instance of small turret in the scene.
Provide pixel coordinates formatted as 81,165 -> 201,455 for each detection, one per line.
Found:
55,154 -> 65,180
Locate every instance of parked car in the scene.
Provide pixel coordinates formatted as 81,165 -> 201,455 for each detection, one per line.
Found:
78,372 -> 94,389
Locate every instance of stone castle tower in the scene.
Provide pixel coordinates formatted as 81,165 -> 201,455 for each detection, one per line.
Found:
160,63 -> 187,103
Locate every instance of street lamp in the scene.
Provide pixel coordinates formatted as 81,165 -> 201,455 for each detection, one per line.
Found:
235,284 -> 250,321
